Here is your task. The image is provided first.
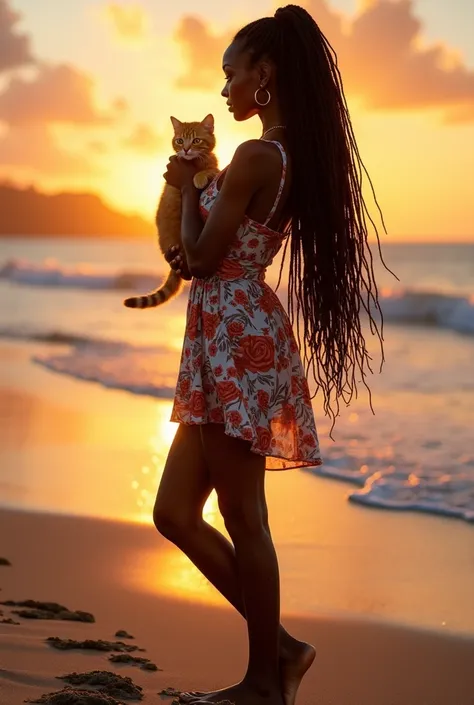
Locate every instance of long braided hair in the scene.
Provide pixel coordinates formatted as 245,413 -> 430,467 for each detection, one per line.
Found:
234,4 -> 394,429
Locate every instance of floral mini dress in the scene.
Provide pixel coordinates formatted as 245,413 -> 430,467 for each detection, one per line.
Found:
170,141 -> 322,470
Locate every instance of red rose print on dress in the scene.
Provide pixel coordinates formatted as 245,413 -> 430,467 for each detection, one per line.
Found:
259,288 -> 279,315
256,426 -> 272,452
242,427 -> 253,441
228,410 -> 242,427
302,433 -> 316,447
233,289 -> 249,307
235,335 -> 275,374
210,407 -> 224,423
203,311 -> 220,340
190,390 -> 206,416
227,320 -> 245,338
180,378 -> 191,399
216,380 -> 241,405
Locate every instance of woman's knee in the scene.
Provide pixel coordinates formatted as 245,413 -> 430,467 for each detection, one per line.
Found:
218,494 -> 267,540
153,501 -> 199,543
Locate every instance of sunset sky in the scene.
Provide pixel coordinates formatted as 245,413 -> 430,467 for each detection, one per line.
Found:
1,0 -> 473,241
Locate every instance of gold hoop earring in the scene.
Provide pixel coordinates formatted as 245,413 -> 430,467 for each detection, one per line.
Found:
254,86 -> 271,107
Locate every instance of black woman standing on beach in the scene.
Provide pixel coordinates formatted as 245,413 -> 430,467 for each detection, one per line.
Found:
153,5 -> 388,705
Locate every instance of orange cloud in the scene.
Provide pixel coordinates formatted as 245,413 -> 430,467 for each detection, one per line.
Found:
0,0 -> 34,72
174,16 -> 232,90
0,125 -> 99,175
0,63 -> 119,126
105,2 -> 149,41
173,0 -> 474,123
335,0 -> 474,121
122,123 -> 164,154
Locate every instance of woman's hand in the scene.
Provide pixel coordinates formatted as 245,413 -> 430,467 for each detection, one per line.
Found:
163,155 -> 200,190
165,244 -> 192,280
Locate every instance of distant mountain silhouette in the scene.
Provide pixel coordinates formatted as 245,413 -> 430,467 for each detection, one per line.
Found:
0,182 -> 154,236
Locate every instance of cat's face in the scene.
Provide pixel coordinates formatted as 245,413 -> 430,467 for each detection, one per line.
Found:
170,114 -> 216,161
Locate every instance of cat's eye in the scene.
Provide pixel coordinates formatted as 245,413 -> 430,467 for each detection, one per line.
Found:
192,138 -> 202,144
175,138 -> 184,145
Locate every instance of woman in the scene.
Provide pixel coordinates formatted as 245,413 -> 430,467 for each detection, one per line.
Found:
154,5 -> 387,705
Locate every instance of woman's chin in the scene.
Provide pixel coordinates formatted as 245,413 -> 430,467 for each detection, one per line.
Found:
231,111 -> 253,123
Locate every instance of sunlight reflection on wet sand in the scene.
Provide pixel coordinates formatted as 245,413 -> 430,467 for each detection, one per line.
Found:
130,402 -> 227,605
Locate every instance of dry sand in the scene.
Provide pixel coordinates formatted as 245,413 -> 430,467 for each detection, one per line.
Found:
1,507 -> 474,705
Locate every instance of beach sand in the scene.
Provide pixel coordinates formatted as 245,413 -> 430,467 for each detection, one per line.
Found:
1,508 -> 474,705
1,341 -> 474,704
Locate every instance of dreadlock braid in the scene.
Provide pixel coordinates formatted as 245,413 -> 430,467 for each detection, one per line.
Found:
235,4 -> 394,430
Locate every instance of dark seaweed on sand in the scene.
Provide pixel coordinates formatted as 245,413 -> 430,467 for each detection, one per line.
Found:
114,630 -> 134,639
26,689 -> 127,704
158,688 -> 181,698
46,637 -> 143,652
109,653 -> 159,671
57,671 -> 142,700
1,599 -> 95,622
1,616 -> 20,624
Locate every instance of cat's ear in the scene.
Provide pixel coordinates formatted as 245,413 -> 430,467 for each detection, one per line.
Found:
201,114 -> 214,134
170,116 -> 183,132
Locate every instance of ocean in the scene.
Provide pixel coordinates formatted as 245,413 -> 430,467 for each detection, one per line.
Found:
2,237 -> 474,524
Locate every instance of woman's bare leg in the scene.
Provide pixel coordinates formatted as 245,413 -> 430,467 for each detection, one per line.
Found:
154,424 -> 315,704
186,423 -> 279,704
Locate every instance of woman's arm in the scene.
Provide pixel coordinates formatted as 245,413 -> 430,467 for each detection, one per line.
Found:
179,140 -> 270,279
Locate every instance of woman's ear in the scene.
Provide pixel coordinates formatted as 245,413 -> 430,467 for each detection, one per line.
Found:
258,61 -> 272,88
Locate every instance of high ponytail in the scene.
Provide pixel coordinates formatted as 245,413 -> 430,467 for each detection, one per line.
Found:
234,5 -> 392,429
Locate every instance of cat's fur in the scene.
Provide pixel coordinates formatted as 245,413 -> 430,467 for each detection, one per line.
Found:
123,114 -> 219,309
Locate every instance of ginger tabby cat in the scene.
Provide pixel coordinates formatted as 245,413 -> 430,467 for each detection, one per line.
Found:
123,114 -> 219,309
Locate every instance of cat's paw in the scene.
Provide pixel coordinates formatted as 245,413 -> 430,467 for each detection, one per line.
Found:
193,172 -> 211,189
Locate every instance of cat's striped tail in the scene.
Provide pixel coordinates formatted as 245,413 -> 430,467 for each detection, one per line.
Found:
123,269 -> 183,309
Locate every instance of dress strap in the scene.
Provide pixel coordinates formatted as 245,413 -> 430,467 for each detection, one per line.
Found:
263,141 -> 287,227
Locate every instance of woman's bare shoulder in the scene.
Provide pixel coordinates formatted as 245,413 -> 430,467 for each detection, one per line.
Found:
229,139 -> 284,180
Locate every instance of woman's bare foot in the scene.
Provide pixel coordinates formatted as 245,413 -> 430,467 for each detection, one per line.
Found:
280,641 -> 316,705
179,640 -> 315,705
192,680 -> 283,705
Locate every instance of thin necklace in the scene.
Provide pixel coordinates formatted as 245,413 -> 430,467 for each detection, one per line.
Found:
261,125 -> 286,139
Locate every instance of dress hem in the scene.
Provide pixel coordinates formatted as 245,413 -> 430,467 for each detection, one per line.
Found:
170,415 -> 323,472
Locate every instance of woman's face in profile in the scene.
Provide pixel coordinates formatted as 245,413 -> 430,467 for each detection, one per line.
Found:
221,42 -> 260,122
